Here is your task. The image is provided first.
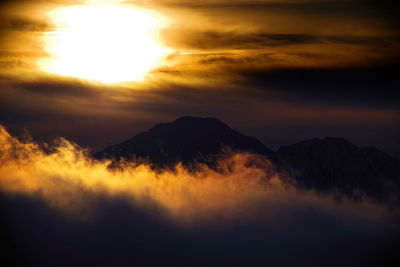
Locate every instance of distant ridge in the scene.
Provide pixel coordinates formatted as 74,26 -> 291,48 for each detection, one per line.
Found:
276,137 -> 400,201
95,116 -> 400,202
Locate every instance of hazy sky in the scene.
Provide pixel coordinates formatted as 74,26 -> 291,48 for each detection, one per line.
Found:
0,0 -> 399,155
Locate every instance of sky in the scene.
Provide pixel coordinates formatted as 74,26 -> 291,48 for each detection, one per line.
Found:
0,0 -> 399,156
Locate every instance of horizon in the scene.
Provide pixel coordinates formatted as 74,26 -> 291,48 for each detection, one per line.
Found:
3,115 -> 399,158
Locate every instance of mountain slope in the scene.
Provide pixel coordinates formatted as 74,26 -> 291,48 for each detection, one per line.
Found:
95,116 -> 274,166
95,116 -> 399,202
276,137 -> 400,201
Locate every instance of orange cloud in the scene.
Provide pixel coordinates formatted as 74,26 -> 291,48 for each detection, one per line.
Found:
0,124 -> 393,225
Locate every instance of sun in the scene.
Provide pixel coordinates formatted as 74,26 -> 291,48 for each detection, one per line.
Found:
39,4 -> 170,83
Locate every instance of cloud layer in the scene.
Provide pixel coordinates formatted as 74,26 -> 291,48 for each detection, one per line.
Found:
0,123 -> 399,266
0,123 -> 397,222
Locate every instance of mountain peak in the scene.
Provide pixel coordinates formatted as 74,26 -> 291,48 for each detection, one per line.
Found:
292,136 -> 352,145
173,116 -> 225,124
150,116 -> 231,134
95,116 -> 274,166
315,137 -> 352,145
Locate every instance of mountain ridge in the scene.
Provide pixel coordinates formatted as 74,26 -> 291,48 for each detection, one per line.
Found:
95,116 -> 275,167
95,116 -> 400,202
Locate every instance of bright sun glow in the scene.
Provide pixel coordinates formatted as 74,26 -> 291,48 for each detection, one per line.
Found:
39,4 -> 170,83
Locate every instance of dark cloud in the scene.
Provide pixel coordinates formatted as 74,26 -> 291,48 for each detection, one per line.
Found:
16,80 -> 103,98
1,192 -> 399,266
165,30 -> 396,50
154,0 -> 399,15
7,17 -> 49,32
235,65 -> 400,109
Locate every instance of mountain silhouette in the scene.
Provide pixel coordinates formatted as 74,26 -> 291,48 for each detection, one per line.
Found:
95,116 -> 274,167
276,137 -> 400,202
95,116 -> 399,202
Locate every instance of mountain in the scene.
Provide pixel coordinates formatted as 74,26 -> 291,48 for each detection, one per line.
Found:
95,116 -> 399,202
276,137 -> 400,202
95,116 -> 274,167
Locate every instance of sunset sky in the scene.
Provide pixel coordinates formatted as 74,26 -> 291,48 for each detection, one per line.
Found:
1,1 -> 400,266
0,0 -> 399,155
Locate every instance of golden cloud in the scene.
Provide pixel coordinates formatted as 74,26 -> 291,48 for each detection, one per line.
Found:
0,124 -> 393,225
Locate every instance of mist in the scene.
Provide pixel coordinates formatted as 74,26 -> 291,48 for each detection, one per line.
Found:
1,124 -> 399,266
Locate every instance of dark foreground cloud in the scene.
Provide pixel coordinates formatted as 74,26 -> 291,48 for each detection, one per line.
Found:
0,124 -> 399,266
1,194 -> 399,267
